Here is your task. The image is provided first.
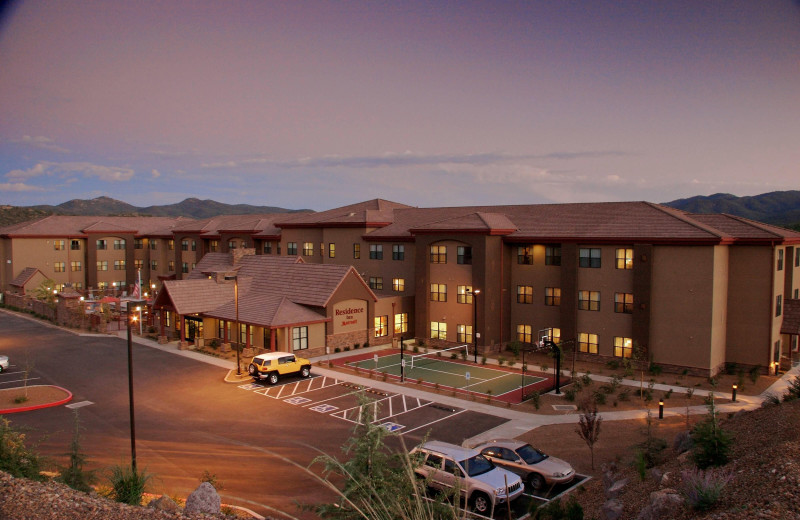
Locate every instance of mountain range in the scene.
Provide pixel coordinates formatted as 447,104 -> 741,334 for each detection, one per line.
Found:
1,192 -> 799,230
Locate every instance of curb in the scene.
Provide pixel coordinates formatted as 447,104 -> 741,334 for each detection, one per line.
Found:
0,385 -> 73,414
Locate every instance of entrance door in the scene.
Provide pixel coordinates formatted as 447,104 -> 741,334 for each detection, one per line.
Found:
187,319 -> 204,343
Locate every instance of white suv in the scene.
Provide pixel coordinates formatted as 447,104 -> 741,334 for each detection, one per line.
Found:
411,440 -> 524,514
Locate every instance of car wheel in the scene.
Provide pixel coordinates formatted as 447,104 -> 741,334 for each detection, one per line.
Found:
248,363 -> 257,376
528,473 -> 545,491
267,372 -> 279,385
469,492 -> 491,514
300,365 -> 311,378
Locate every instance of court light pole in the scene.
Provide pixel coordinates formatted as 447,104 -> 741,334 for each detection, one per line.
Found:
126,300 -> 144,472
471,288 -> 481,363
225,275 -> 241,375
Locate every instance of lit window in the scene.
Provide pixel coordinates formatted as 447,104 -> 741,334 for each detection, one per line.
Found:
578,290 -> 600,311
168,261 -> 175,271
97,261 -> 108,271
615,293 -> 633,313
394,313 -> 408,334
71,261 -> 82,272
292,326 -> 308,350
151,260 -> 158,271
430,283 -> 447,302
114,260 -> 126,270
545,246 -> 561,266
516,285 -> 533,304
430,245 -> 447,264
114,239 -> 126,250
369,244 -> 383,259
392,244 -> 405,260
54,240 -> 65,251
353,243 -> 360,259
579,248 -> 601,268
457,285 -> 474,304
457,324 -> 473,343
54,262 -> 65,272
579,333 -> 599,354
544,287 -> 561,306
149,240 -> 157,250
210,240 -> 219,252
517,246 -> 533,265
329,243 -> 335,258
374,316 -> 388,337
392,278 -> 405,292
430,321 -> 447,340
192,240 -> 197,251
614,337 -> 633,358
168,239 -> 175,250
517,325 -> 532,343
303,242 -> 314,256
457,246 -> 472,265
616,248 -> 633,270
134,259 -> 144,269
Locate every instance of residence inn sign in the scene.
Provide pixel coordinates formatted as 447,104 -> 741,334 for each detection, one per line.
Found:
333,299 -> 367,333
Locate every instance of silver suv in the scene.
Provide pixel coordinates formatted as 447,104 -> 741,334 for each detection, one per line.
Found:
410,440 -> 524,514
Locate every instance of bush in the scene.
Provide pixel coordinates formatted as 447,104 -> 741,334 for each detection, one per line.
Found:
673,430 -> 693,454
680,467 -> 733,511
618,388 -> 630,401
783,375 -> 800,401
0,417 -> 45,481
353,343 -> 360,350
632,450 -> 647,481
528,390 -> 541,410
606,359 -> 620,370
593,390 -> 607,405
748,366 -> 761,384
57,410 -> 95,493
564,387 -> 577,402
334,347 -> 341,353
481,355 -> 487,365
530,496 -> 584,519
108,464 -> 151,505
14,396 -> 28,404
506,341 -> 521,357
412,345 -> 419,353
691,399 -> 732,469
648,363 -> 663,376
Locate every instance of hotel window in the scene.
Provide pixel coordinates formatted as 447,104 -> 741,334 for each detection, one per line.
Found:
369,244 -> 383,259
149,239 -> 157,250
545,246 -> 561,266
134,238 -> 143,249
97,261 -> 108,271
151,260 -> 158,271
192,240 -> 197,251
71,240 -> 81,250
430,245 -> 447,264
96,239 -> 107,250
544,287 -> 561,306
71,261 -> 82,272
181,240 -> 189,251
457,285 -> 474,304
578,290 -> 600,311
182,262 -> 189,274
579,248 -> 601,268
303,242 -> 314,256
517,325 -> 532,343
54,240 -> 65,251
795,288 -> 799,299
615,293 -> 633,313
430,283 -> 447,302
579,333 -> 599,354
168,261 -> 175,271
616,248 -> 633,270
204,240 -> 215,252
516,285 -> 533,304
353,243 -> 360,259
369,277 -> 383,290
74,282 -> 83,290
114,239 -> 126,250
168,239 -> 175,250
392,244 -> 405,260
277,243 -> 281,255
98,281 -> 109,290
430,321 -> 447,340
292,326 -> 309,350
374,316 -> 388,337
134,259 -> 144,269
263,242 -> 271,254
776,295 -> 782,317
392,278 -> 405,292
457,324 -> 473,343
54,262 -> 65,273
228,240 -> 237,250
394,313 -> 408,334
114,260 -> 126,270
777,249 -> 784,271
329,243 -> 336,258
457,246 -> 472,265
517,246 -> 533,265
614,337 -> 633,358
287,242 -> 297,255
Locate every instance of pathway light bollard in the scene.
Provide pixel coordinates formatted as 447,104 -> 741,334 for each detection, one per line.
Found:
658,399 -> 664,420
731,384 -> 737,403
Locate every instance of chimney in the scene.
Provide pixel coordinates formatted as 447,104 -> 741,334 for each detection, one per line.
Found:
231,248 -> 256,265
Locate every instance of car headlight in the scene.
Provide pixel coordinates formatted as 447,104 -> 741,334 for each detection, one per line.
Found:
552,472 -> 566,478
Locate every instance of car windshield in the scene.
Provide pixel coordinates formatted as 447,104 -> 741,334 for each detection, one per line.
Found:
461,454 -> 494,477
516,444 -> 548,464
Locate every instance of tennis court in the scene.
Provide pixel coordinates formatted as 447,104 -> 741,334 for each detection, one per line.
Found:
339,346 -> 552,404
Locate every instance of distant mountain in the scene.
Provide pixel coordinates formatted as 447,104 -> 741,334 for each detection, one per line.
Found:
0,197 -> 308,226
664,191 -> 800,230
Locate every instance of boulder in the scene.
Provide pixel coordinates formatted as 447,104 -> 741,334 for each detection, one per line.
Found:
184,482 -> 221,515
606,477 -> 629,499
148,495 -> 179,512
601,499 -> 624,520
635,488 -> 683,520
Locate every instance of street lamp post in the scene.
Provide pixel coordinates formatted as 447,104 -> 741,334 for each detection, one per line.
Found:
126,300 -> 144,472
471,288 -> 481,363
225,275 -> 241,374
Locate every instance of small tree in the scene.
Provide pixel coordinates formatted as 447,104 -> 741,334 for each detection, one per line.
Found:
576,400 -> 603,470
57,410 -> 95,493
33,278 -> 58,305
0,417 -> 45,481
691,394 -> 732,469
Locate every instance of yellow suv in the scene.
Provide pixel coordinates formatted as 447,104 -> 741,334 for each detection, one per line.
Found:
248,352 -> 312,384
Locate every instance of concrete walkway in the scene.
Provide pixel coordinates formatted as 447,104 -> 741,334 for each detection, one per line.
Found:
111,330 -> 800,446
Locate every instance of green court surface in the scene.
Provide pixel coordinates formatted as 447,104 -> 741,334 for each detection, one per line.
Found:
345,351 -> 547,402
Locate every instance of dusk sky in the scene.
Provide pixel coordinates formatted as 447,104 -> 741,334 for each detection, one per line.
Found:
1,1 -> 798,211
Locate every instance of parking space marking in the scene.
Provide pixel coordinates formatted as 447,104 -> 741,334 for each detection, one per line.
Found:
238,383 -> 262,391
400,408 -> 467,435
0,376 -> 41,386
240,376 -> 344,399
330,393 -> 434,424
284,396 -> 312,405
309,404 -> 339,413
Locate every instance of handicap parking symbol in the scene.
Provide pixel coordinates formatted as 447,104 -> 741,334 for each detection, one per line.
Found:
284,396 -> 312,405
309,404 -> 339,413
379,422 -> 405,432
238,383 -> 262,391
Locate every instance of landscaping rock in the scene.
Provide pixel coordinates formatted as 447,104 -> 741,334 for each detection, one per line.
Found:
601,498 -> 624,520
635,488 -> 683,520
148,495 -> 179,512
184,482 -> 220,515
606,477 -> 629,499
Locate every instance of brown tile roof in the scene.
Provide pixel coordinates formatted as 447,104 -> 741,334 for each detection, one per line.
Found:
205,294 -> 326,327
276,199 -> 412,228
187,252 -> 301,280
10,267 -> 44,287
782,299 -> 800,336
159,278 -> 240,315
0,215 -> 193,238
689,214 -> 800,243
410,212 -> 518,235
172,214 -> 298,237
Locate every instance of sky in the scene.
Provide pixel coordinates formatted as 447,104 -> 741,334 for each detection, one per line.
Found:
0,0 -> 798,211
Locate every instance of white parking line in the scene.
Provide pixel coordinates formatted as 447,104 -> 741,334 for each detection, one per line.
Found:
0,377 -> 41,386
400,409 -> 467,435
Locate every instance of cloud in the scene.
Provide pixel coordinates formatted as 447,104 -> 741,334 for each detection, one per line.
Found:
151,169 -> 161,178
0,182 -> 45,192
5,161 -> 135,182
10,135 -> 71,153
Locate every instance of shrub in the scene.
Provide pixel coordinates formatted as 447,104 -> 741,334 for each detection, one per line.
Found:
108,464 -> 151,505
648,363 -> 663,376
57,411 -> 95,493
632,450 -> 647,481
343,346 -> 350,352
334,347 -> 341,353
14,396 -> 28,404
530,496 -> 584,519
412,345 -> 419,353
680,467 -> 733,511
580,374 -> 592,386
450,352 -> 458,359
506,341 -> 521,357
481,355 -> 487,365
200,470 -> 223,490
363,342 -> 370,349
673,430 -> 693,454
691,398 -> 732,469
564,387 -> 577,401
762,392 -> 782,406
0,417 -> 45,481
618,388 -> 630,401
353,343 -> 360,350
724,362 -> 739,375
606,359 -> 620,370
748,366 -> 760,384
593,390 -> 607,405
783,375 -> 800,401
497,356 -> 505,366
